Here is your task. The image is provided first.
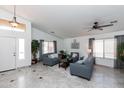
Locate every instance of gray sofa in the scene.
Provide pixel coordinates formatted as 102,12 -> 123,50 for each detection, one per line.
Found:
70,56 -> 94,80
42,53 -> 59,66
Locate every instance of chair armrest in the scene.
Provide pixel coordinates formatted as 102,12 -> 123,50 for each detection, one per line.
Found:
70,63 -> 92,78
70,63 -> 90,70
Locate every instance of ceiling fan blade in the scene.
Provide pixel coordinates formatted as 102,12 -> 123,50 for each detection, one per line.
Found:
110,20 -> 118,23
98,24 -> 113,28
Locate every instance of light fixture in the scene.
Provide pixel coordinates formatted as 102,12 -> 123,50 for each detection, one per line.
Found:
9,5 -> 19,27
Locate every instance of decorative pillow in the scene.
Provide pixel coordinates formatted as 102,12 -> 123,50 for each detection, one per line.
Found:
48,54 -> 58,58
53,54 -> 58,58
48,54 -> 54,58
76,60 -> 83,64
83,55 -> 88,61
80,56 -> 84,60
72,53 -> 77,58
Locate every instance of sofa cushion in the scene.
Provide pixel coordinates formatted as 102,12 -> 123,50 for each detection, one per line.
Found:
52,58 -> 58,62
83,56 -> 94,66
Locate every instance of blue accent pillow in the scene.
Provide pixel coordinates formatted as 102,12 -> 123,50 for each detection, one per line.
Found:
80,56 -> 84,60
76,60 -> 84,64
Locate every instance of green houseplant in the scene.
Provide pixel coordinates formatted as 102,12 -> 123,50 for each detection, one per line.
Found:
117,42 -> 124,61
32,40 -> 40,64
59,50 -> 64,55
59,50 -> 66,59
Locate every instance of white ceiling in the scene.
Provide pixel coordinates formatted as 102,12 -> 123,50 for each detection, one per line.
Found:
0,5 -> 124,38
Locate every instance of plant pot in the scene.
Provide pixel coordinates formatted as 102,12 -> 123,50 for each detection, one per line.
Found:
32,58 -> 38,64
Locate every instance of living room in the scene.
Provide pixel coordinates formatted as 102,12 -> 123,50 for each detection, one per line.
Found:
0,1 -> 124,90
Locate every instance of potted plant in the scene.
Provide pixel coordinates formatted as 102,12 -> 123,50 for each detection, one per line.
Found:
59,50 -> 67,59
59,50 -> 64,55
32,40 -> 39,64
117,42 -> 124,61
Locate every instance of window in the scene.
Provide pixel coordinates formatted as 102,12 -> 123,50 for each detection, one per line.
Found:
48,42 -> 54,53
0,19 -> 26,32
93,40 -> 104,57
43,41 -> 54,54
19,39 -> 25,60
93,38 -> 115,59
104,39 -> 115,59
43,41 -> 49,54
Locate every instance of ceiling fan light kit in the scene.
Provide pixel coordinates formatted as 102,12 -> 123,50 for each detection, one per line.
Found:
9,17 -> 19,27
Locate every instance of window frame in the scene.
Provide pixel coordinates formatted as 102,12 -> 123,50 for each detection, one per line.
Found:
43,41 -> 55,54
93,38 -> 115,59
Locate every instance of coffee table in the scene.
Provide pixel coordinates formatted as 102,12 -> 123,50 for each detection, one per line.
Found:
59,58 -> 72,70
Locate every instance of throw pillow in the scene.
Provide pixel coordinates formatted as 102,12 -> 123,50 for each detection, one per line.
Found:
80,56 -> 84,60
76,60 -> 83,64
48,54 -> 54,58
48,54 -> 58,58
83,55 -> 88,61
53,53 -> 58,58
72,53 -> 77,57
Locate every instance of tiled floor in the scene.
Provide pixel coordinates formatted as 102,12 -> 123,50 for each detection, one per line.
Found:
0,62 -> 124,88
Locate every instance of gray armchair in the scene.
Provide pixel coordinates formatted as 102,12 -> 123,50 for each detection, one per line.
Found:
70,56 -> 94,80
42,53 -> 59,66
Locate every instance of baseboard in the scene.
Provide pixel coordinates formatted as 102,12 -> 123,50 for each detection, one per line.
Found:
95,64 -> 114,69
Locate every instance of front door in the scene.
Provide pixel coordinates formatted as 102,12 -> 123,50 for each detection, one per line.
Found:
0,37 -> 16,72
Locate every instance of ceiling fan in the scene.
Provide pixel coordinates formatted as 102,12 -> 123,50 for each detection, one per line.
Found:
88,20 -> 117,31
